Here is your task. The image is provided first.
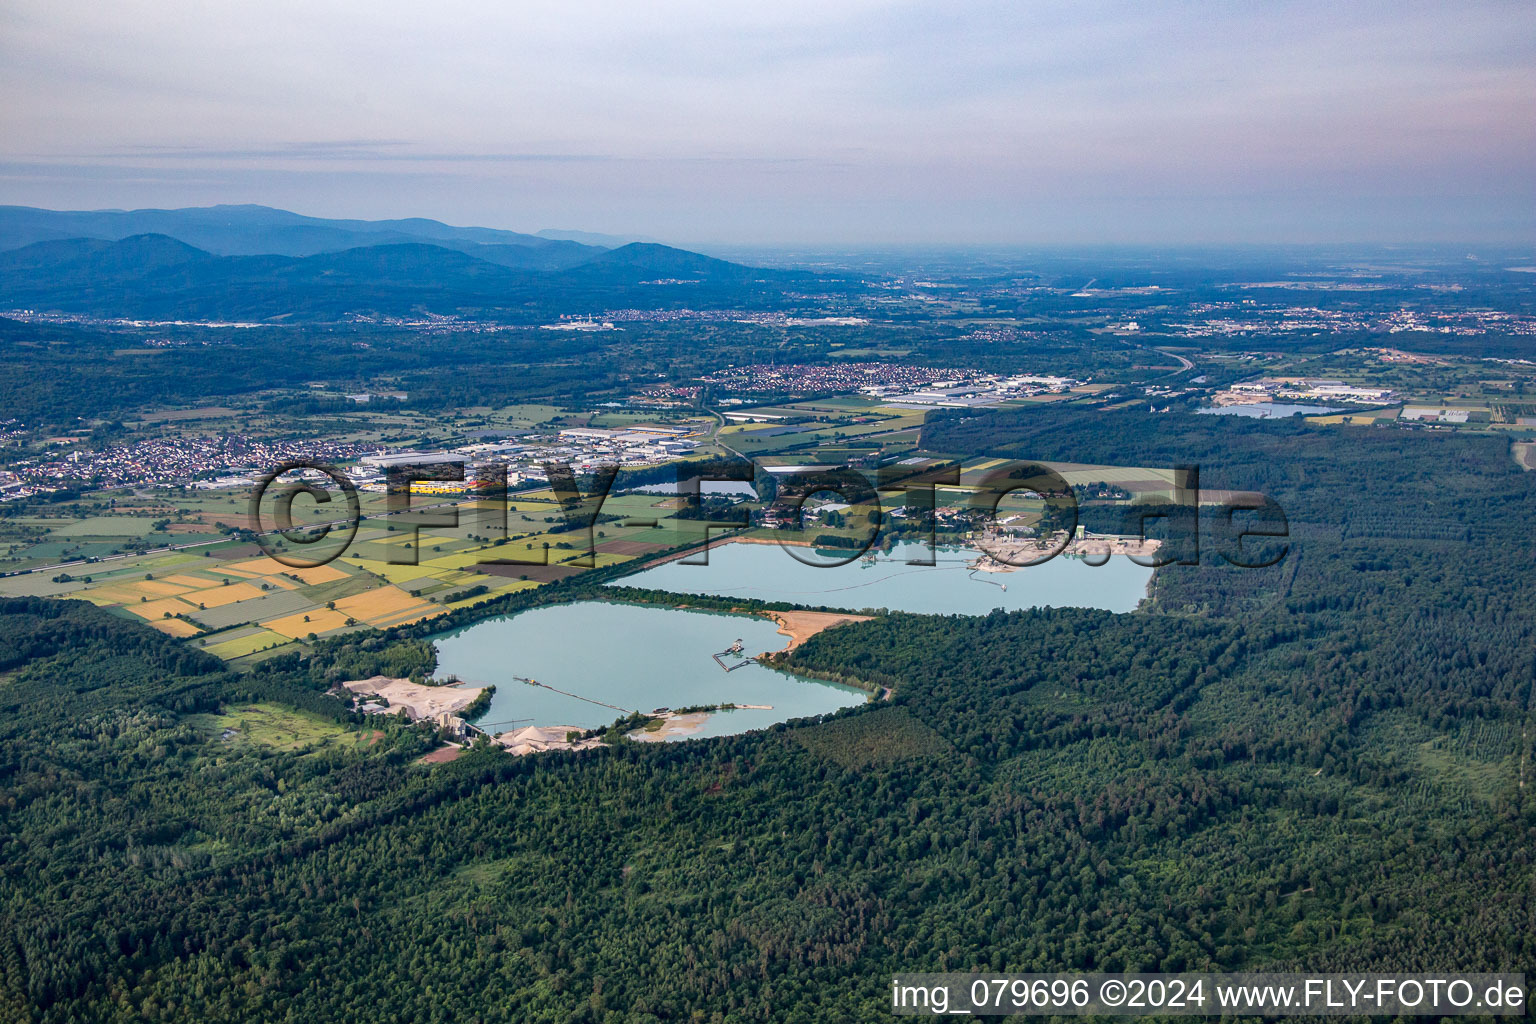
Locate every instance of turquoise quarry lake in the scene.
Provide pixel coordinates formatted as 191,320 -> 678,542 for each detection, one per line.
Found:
430,541 -> 1152,741
609,539 -> 1153,616
431,601 -> 867,739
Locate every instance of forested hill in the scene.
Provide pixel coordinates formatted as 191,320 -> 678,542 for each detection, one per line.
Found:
0,204 -> 591,258
0,208 -> 830,319
1,411 -> 1534,1020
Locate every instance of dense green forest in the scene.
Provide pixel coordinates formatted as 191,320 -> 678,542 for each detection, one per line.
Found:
1,410 -> 1533,1021
0,314 -> 1138,429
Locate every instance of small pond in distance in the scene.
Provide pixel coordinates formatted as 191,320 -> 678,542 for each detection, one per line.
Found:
1197,403 -> 1345,418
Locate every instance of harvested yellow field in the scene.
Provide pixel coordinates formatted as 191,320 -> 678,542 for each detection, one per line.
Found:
165,573 -> 222,588
257,575 -> 300,590
89,578 -> 204,603
368,606 -> 447,629
226,556 -> 297,575
225,556 -> 347,581
333,585 -> 437,625
276,563 -> 348,585
148,617 -> 202,638
189,581 -> 268,607
76,584 -> 143,604
262,608 -> 353,639
126,579 -> 197,598
126,597 -> 197,619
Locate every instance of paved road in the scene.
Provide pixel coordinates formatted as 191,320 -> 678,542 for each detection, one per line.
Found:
1155,347 -> 1196,373
706,407 -> 746,459
1108,335 -> 1195,379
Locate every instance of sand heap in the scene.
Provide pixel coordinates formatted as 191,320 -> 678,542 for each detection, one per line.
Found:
341,675 -> 486,721
495,725 -> 605,756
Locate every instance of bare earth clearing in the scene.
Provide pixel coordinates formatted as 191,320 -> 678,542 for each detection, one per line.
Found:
762,610 -> 873,651
341,675 -> 486,720
496,725 -> 604,756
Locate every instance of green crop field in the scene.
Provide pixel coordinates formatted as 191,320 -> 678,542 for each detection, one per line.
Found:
185,702 -> 353,750
201,629 -> 290,660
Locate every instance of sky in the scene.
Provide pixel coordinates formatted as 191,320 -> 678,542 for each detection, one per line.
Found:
1,0 -> 1533,246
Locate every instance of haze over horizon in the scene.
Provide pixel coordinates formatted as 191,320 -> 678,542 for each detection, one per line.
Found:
2,0 -> 1533,248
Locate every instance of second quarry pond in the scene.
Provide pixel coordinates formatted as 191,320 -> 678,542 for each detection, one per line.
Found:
1197,402 -> 1345,418
431,601 -> 867,739
610,540 -> 1154,616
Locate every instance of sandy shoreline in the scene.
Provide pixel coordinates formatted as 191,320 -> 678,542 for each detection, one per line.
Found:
728,534 -> 814,548
628,711 -> 711,742
761,609 -> 873,652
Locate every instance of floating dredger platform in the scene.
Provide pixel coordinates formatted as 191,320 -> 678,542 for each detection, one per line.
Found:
712,638 -> 750,672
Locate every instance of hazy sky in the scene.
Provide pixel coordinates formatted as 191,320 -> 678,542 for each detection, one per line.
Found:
1,0 -> 1532,246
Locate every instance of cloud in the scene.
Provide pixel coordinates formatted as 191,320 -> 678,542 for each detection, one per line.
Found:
0,0 -> 1531,242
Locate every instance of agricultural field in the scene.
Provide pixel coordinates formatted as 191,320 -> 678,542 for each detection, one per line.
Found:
0,401 -> 1185,669
1306,409 -> 1400,426
721,416 -> 924,455
201,628 -> 289,659
1,472 -> 742,664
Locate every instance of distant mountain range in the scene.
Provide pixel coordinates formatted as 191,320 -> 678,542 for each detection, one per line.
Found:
0,204 -> 608,262
535,228 -> 663,247
0,205 -> 824,320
